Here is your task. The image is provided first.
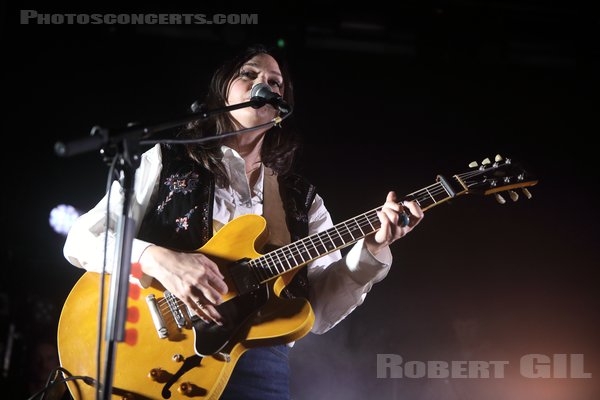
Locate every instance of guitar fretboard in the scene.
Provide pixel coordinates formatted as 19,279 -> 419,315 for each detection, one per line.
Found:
248,178 -> 458,283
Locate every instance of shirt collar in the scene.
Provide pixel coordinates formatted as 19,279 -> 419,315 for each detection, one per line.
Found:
220,145 -> 264,197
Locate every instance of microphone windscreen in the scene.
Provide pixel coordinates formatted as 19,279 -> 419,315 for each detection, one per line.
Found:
251,83 -> 272,99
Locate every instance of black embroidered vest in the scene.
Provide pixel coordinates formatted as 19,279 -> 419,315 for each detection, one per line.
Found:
137,144 -> 315,298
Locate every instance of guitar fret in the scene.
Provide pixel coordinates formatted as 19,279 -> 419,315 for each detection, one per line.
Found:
272,252 -> 283,275
365,212 -> 378,231
265,253 -> 278,277
300,240 -> 312,261
353,217 -> 366,236
330,226 -> 346,247
340,222 -> 356,242
258,257 -> 271,279
314,233 -> 328,254
301,238 -> 316,259
252,259 -> 268,281
259,254 -> 270,278
284,246 -> 299,269
308,236 -> 322,258
293,242 -> 307,264
322,230 -> 337,251
300,239 -> 310,261
362,213 -> 375,233
271,251 -> 284,275
278,247 -> 294,271
432,183 -> 448,203
424,187 -> 437,203
438,182 -> 451,198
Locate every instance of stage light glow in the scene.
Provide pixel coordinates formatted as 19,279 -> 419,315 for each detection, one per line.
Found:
49,204 -> 81,235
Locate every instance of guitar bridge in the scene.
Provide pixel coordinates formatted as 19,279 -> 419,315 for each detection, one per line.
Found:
146,294 -> 168,339
164,290 -> 187,328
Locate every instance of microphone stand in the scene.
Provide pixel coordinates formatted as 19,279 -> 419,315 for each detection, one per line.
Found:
55,98 -> 265,400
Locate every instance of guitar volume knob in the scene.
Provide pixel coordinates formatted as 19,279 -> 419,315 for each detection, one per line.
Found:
148,368 -> 172,383
179,382 -> 193,395
178,382 -> 204,397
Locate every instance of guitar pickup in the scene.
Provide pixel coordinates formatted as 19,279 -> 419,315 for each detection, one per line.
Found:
229,258 -> 261,294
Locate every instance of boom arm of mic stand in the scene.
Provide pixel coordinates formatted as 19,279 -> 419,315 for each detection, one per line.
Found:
54,100 -> 260,158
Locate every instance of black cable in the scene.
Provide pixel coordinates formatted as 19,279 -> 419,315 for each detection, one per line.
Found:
39,366 -> 69,400
140,110 -> 293,146
27,374 -> 96,400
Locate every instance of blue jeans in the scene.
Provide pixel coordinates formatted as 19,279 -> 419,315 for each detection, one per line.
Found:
220,345 -> 290,400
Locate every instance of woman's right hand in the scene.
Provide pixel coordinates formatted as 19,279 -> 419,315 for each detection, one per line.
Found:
139,245 -> 229,324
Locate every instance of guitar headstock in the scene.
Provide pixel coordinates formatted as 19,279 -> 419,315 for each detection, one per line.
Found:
458,154 -> 538,204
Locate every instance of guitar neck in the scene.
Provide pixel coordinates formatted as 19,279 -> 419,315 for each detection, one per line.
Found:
248,176 -> 464,283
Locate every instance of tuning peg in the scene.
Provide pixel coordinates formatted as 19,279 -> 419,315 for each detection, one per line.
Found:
482,158 -> 491,166
521,188 -> 533,199
508,190 -> 519,202
494,193 -> 506,204
494,154 -> 503,162
468,161 -> 478,168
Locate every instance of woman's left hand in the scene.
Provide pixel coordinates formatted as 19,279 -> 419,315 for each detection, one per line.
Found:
365,191 -> 424,256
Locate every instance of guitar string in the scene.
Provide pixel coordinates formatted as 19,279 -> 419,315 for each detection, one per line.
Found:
248,168 -> 513,279
148,167 -> 511,319
155,297 -> 194,325
154,171 -> 488,288
152,190 -> 446,322
248,181 -> 454,279
154,168 -> 504,287
208,169 -> 496,281
251,196 -> 438,278
153,182 -> 453,314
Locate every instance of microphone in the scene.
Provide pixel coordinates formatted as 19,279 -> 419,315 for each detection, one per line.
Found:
250,83 -> 291,114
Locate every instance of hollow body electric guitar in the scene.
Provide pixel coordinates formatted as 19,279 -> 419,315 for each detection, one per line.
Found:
57,156 -> 537,399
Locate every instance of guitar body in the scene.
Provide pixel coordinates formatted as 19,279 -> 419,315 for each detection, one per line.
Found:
57,214 -> 315,400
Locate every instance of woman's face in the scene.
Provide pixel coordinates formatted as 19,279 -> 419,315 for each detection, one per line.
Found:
226,53 -> 283,128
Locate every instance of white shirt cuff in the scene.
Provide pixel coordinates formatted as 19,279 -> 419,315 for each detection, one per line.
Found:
131,239 -> 155,288
345,238 -> 392,285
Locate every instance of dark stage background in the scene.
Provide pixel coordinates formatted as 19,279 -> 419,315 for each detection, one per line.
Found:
2,2 -> 598,399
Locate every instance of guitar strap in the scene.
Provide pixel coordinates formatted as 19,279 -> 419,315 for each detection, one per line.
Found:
262,167 -> 292,249
211,167 -> 292,249
263,167 -> 313,300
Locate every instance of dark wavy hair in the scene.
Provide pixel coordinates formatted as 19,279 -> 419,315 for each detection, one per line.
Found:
178,44 -> 300,185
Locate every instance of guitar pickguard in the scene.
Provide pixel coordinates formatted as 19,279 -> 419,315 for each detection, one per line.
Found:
193,284 -> 270,356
